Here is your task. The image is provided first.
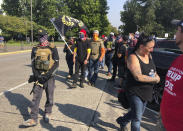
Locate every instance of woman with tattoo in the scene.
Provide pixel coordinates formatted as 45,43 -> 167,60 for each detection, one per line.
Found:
116,33 -> 160,131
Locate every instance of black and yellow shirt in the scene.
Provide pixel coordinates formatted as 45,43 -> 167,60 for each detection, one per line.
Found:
75,39 -> 90,62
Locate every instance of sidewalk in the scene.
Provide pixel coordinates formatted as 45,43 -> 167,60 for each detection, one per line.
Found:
0,70 -> 158,131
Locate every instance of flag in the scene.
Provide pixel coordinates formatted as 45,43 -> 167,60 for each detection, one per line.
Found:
51,15 -> 88,36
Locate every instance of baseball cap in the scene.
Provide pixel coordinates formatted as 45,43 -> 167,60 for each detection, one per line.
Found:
79,29 -> 87,37
110,32 -> 114,36
122,35 -> 129,41
38,29 -> 47,36
93,30 -> 99,34
171,19 -> 183,27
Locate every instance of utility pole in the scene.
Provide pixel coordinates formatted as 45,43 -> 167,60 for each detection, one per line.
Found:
137,25 -> 139,31
31,0 -> 33,44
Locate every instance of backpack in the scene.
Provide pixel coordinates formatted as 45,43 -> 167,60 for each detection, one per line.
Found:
117,88 -> 130,109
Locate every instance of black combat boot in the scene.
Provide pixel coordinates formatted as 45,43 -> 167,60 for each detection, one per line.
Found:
116,117 -> 128,131
80,82 -> 84,88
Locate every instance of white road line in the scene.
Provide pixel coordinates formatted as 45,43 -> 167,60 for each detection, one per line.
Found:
0,81 -> 28,97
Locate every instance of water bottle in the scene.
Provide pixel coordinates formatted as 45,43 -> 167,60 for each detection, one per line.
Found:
149,69 -> 155,77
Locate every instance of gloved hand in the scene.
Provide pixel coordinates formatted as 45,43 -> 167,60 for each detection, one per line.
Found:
37,72 -> 51,84
28,75 -> 36,83
33,70 -> 40,80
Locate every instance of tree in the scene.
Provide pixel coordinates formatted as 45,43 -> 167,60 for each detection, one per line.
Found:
120,0 -> 140,35
120,0 -> 183,37
137,0 -> 163,35
156,0 -> 183,36
0,14 -> 47,40
2,0 -> 23,17
65,0 -> 110,36
120,0 -> 163,36
2,0 -> 111,39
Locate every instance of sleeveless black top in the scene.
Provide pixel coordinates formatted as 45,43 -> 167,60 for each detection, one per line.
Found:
125,53 -> 156,101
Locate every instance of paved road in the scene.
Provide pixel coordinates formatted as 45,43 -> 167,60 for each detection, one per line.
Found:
0,47 -> 159,131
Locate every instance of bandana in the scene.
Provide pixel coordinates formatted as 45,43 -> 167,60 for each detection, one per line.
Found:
39,35 -> 49,46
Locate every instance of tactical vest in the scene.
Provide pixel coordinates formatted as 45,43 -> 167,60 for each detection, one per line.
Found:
34,44 -> 55,71
90,39 -> 103,60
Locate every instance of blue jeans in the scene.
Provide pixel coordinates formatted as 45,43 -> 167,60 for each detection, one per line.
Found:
105,52 -> 113,73
99,56 -> 105,68
119,95 -> 147,131
88,59 -> 100,83
85,66 -> 88,78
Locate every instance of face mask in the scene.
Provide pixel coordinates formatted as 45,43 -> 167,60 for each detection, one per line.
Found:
79,33 -> 85,39
39,35 -> 48,44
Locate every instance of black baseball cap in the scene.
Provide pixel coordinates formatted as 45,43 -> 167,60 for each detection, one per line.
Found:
38,29 -> 47,36
122,35 -> 129,41
171,19 -> 183,27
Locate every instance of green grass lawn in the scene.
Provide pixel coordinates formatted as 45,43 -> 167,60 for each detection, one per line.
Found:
5,41 -> 64,46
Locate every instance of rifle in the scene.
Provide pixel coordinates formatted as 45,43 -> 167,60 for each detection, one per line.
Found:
28,75 -> 43,95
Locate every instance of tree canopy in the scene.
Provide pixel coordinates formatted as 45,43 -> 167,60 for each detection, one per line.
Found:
120,0 -> 183,37
1,0 -> 113,40
1,0 -> 182,39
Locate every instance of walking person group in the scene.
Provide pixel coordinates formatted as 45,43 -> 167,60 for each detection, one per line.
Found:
22,21 -> 183,131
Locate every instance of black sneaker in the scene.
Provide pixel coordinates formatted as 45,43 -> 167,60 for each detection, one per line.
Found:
80,83 -> 84,88
44,113 -> 51,123
116,117 -> 128,131
88,81 -> 95,87
119,126 -> 128,131
116,117 -> 122,124
91,82 -> 95,87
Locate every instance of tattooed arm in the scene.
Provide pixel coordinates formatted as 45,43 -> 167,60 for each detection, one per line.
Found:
127,54 -> 160,84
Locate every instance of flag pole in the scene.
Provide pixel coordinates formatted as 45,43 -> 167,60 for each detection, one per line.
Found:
50,18 -> 73,54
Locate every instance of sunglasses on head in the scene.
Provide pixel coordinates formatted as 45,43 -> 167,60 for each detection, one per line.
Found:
142,36 -> 154,43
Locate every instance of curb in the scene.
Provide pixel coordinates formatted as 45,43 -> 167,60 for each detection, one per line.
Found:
0,50 -> 32,56
0,47 -> 62,56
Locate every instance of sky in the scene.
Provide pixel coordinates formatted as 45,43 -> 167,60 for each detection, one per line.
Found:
0,0 -> 2,9
0,0 -> 125,28
107,0 -> 126,28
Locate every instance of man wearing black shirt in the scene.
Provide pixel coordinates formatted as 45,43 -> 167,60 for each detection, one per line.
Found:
108,35 -> 123,82
63,37 -> 75,79
72,29 -> 91,88
117,36 -> 128,88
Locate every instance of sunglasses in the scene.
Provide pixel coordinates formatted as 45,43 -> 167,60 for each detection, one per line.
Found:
142,36 -> 154,43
